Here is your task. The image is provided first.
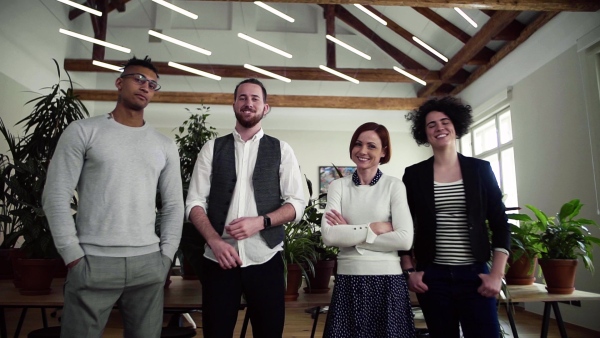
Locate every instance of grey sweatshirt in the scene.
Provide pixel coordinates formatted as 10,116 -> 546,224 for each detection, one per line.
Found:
42,114 -> 184,264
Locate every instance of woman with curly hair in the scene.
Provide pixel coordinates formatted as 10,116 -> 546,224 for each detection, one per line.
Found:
322,122 -> 415,338
400,97 -> 510,338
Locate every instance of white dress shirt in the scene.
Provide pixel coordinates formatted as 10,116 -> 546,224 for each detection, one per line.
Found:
185,129 -> 305,267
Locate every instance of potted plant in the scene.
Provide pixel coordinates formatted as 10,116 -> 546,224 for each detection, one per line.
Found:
0,154 -> 24,279
0,59 -> 88,294
535,199 -> 600,294
173,107 -> 218,282
506,208 -> 546,285
283,213 -> 318,301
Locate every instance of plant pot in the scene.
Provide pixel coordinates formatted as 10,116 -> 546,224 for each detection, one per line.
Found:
15,258 -> 58,295
285,263 -> 303,301
506,254 -> 538,285
304,259 -> 335,293
538,259 -> 577,294
0,248 -> 18,280
10,248 -> 26,288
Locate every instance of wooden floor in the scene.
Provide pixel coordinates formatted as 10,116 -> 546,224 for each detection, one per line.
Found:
4,305 -> 600,338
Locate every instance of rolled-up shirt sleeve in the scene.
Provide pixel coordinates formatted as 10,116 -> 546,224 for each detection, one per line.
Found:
279,141 -> 305,222
185,139 -> 214,220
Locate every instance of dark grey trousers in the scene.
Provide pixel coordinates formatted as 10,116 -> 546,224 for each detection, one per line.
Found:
60,251 -> 171,338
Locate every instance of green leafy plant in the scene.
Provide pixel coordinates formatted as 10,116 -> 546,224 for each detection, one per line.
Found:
0,154 -> 23,249
507,207 -> 546,268
539,199 -> 600,273
283,213 -> 318,287
0,59 -> 88,258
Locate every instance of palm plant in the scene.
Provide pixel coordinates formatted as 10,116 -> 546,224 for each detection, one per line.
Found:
0,59 -> 88,258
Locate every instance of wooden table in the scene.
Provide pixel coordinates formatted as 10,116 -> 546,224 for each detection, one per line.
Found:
503,283 -> 600,338
0,276 -> 334,338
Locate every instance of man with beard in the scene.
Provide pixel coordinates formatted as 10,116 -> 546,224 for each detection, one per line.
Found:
185,78 -> 305,337
43,56 -> 184,337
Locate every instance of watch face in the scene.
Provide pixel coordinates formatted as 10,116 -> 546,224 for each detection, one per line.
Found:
264,216 -> 271,228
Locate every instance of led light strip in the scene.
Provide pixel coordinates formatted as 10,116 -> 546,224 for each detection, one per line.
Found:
353,4 -> 387,26
326,35 -> 371,60
57,0 -> 102,16
319,65 -> 359,84
412,36 -> 448,62
149,30 -> 212,56
393,66 -> 426,86
244,64 -> 291,83
238,33 -> 292,59
254,1 -> 295,23
168,62 -> 221,81
152,0 -> 198,20
92,60 -> 123,72
454,8 -> 478,28
59,29 -> 130,53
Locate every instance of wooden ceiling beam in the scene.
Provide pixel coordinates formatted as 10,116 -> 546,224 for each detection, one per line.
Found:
199,0 -> 600,12
73,90 -> 427,110
69,0 -> 130,20
325,5 -> 336,68
64,59 -> 466,83
451,11 -> 559,95
418,10 -> 520,97
332,5 -> 426,70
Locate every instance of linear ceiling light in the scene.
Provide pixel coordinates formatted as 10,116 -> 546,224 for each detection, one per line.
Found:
93,60 -> 123,72
168,62 -> 221,81
326,35 -> 371,60
393,66 -> 426,86
254,1 -> 295,23
319,65 -> 359,84
148,30 -> 211,56
353,4 -> 387,26
152,0 -> 198,19
57,0 -> 102,16
412,36 -> 448,62
59,28 -> 131,53
454,8 -> 478,28
237,33 -> 292,59
244,64 -> 291,83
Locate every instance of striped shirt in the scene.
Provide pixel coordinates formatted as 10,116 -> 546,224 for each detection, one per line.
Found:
433,180 -> 476,265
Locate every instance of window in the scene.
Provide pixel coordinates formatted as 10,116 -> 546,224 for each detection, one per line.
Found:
460,109 -> 518,209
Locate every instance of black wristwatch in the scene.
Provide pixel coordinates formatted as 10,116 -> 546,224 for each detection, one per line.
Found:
403,268 -> 416,278
263,215 -> 272,229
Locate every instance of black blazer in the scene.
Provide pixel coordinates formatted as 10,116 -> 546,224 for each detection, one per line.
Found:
401,153 -> 510,265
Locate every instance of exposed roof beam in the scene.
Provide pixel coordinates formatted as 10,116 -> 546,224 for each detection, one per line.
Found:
481,10 -> 526,40
69,0 -> 131,20
418,10 -> 520,97
200,0 -> 600,12
64,59 -> 470,84
73,90 -> 427,110
411,7 -> 495,65
451,11 -> 558,95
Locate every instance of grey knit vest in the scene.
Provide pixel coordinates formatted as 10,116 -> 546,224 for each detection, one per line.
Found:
207,133 -> 284,248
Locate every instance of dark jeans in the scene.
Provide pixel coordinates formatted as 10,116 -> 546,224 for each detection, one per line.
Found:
201,254 -> 285,338
416,262 -> 500,338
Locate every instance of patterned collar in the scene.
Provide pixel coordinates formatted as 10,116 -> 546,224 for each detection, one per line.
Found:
352,169 -> 383,186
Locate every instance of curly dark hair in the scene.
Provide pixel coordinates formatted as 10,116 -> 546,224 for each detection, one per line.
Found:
349,122 -> 392,164
234,78 -> 267,103
122,56 -> 159,78
405,96 -> 473,146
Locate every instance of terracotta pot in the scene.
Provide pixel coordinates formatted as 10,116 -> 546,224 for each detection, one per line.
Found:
506,254 -> 538,285
305,259 -> 335,293
10,249 -> 26,288
53,257 -> 68,278
0,248 -> 18,280
538,259 -> 578,294
285,263 -> 303,302
15,258 -> 59,295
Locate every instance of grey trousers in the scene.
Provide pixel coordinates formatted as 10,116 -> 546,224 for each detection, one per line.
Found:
60,251 -> 171,338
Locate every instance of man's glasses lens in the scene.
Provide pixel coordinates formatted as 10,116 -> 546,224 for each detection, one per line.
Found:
120,73 -> 161,91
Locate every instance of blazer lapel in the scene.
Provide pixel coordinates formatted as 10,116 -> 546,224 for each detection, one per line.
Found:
458,154 -> 478,223
418,157 -> 436,213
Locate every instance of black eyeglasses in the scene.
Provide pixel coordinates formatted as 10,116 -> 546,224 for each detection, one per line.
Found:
120,73 -> 161,91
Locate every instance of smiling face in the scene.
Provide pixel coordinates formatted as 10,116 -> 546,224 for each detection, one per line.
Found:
425,111 -> 456,149
233,83 -> 269,129
351,130 -> 386,171
115,65 -> 157,111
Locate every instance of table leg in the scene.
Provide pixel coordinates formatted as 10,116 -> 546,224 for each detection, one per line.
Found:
1,307 -> 7,338
551,302 -> 568,338
504,302 -> 519,338
541,302 -> 551,338
310,306 -> 321,338
240,309 -> 250,338
14,308 -> 27,338
41,308 -> 48,328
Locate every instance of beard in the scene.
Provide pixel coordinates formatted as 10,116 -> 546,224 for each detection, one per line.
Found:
235,107 -> 264,128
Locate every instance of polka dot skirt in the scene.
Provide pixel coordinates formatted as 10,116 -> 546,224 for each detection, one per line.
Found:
323,274 -> 415,338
